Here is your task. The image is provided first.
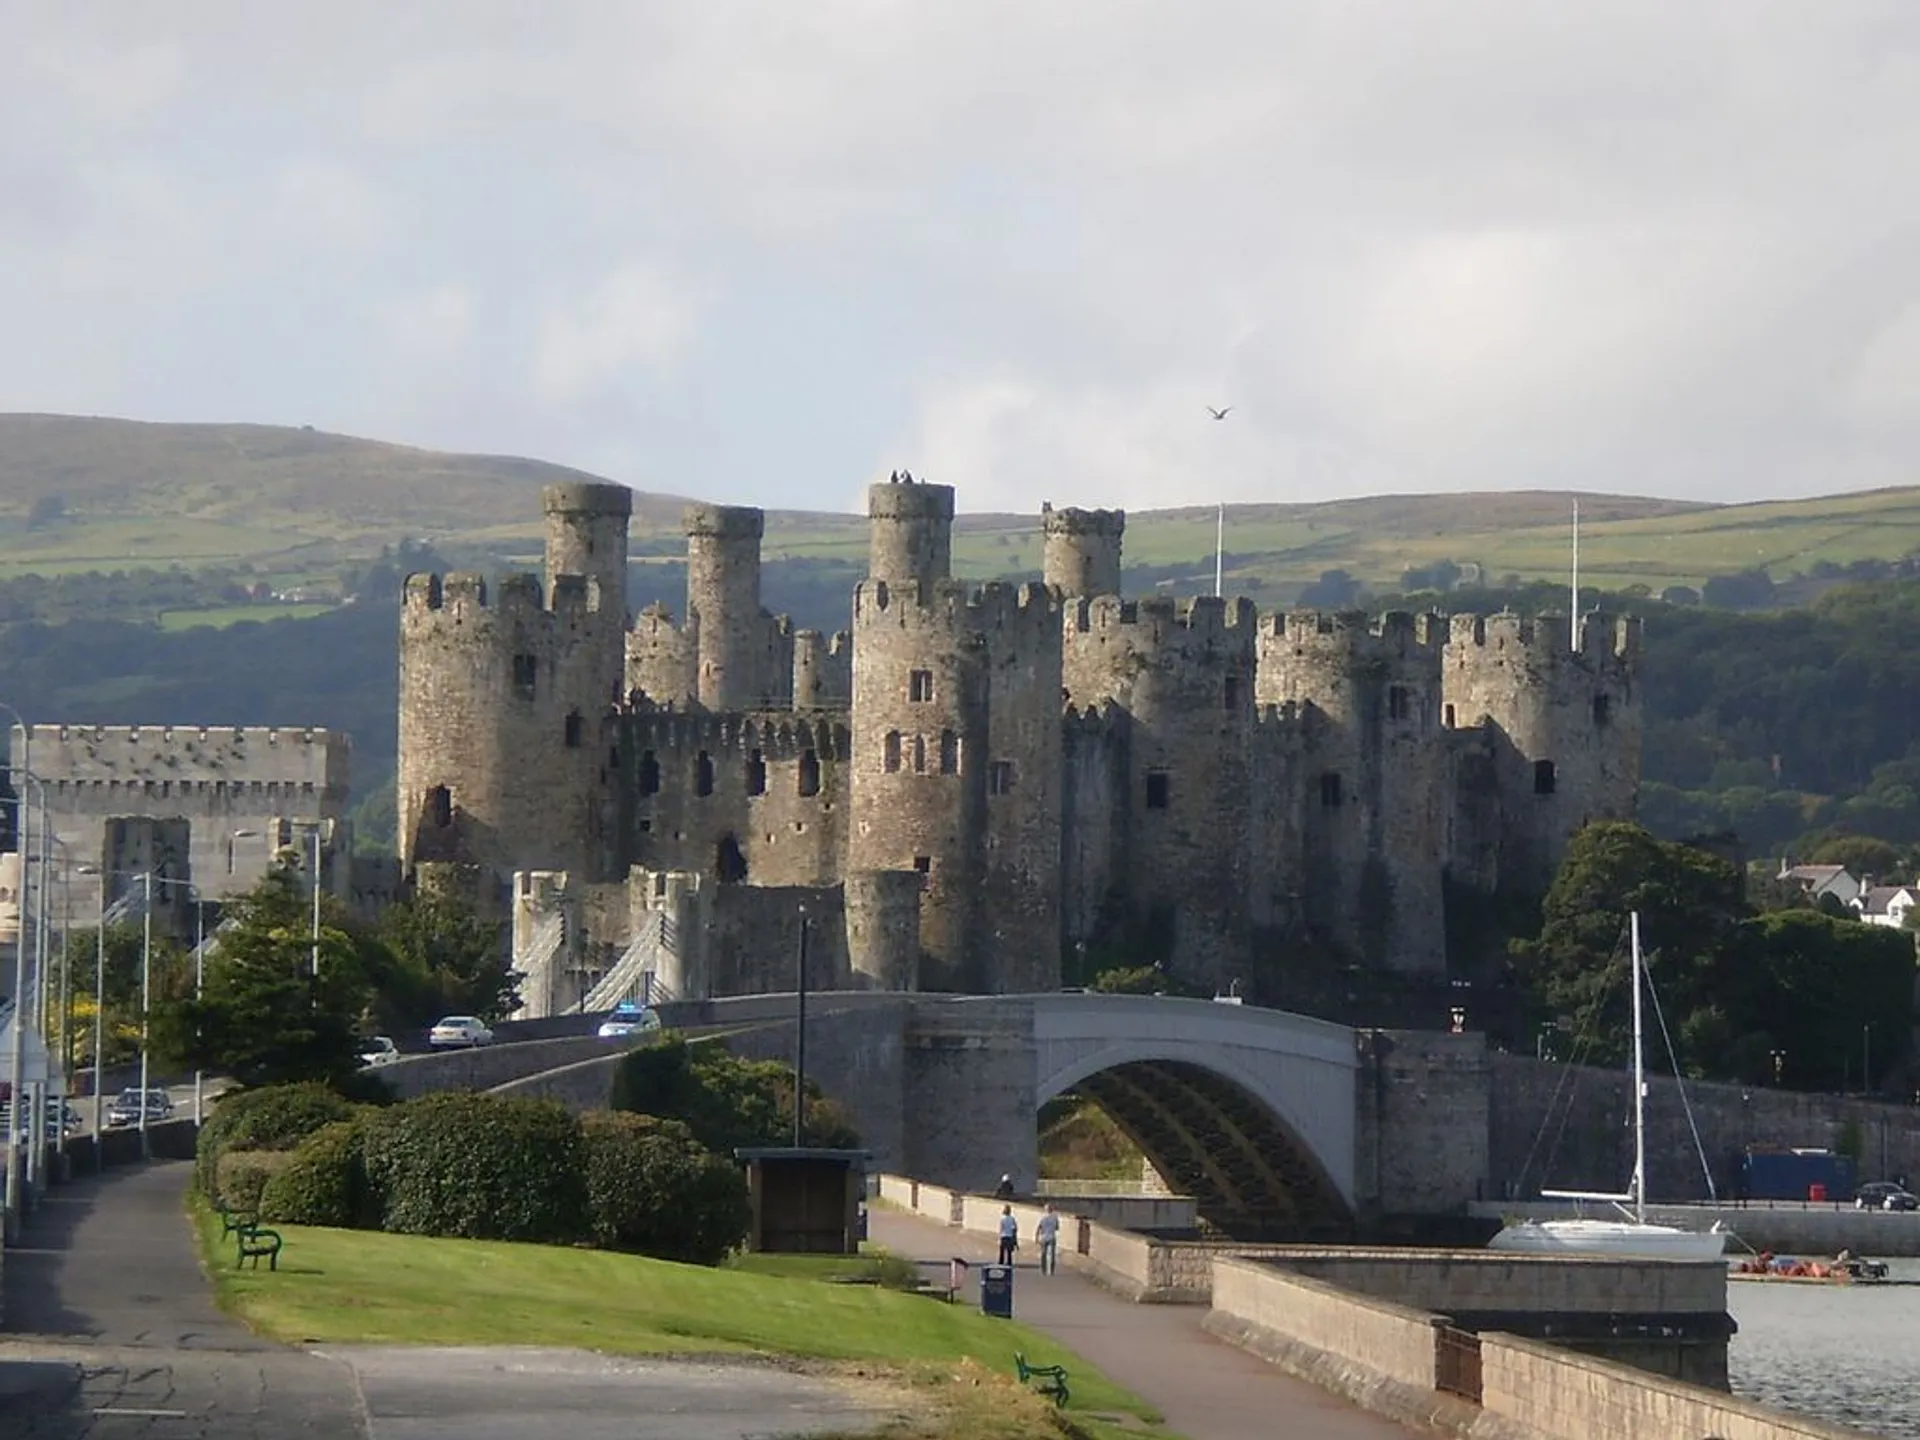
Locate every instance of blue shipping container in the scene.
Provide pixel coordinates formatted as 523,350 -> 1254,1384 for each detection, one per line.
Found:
1740,1148 -> 1856,1202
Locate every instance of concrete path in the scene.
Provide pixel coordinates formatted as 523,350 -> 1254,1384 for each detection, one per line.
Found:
0,1164 -> 878,1440
868,1206 -> 1418,1440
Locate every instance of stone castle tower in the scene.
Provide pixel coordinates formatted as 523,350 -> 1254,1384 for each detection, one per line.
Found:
397,477 -> 1642,1013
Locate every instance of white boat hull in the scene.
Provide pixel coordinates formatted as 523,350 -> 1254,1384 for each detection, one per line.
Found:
1488,1219 -> 1728,1262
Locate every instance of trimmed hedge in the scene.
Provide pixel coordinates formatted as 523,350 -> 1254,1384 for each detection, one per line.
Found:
214,1149 -> 295,1211
195,1082 -> 358,1200
580,1111 -> 751,1265
363,1092 -> 588,1243
259,1118 -> 373,1229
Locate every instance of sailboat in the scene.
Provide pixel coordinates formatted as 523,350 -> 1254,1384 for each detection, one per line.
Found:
1488,913 -> 1729,1261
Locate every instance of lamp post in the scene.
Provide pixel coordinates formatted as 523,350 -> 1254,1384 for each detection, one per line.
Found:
3,703 -> 44,1245
792,904 -> 809,1149
27,843 -> 77,1168
77,864 -> 106,1152
138,871 -> 152,1160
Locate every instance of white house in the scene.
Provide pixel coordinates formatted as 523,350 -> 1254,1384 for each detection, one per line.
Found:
1852,884 -> 1919,930
1777,863 -> 1864,908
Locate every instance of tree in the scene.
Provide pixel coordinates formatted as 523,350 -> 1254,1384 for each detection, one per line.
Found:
151,865 -> 379,1088
1728,911 -> 1914,1090
1509,822 -> 1750,1073
375,883 -> 517,1027
610,1036 -> 860,1152
1803,834 -> 1902,881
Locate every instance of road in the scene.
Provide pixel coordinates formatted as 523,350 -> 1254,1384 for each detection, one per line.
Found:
0,1163 -> 881,1439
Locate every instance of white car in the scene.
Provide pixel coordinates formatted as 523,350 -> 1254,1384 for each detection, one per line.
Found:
428,1016 -> 494,1049
358,1036 -> 400,1068
597,1003 -> 662,1039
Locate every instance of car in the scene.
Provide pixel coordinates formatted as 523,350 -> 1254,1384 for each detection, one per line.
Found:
358,1036 -> 401,1068
0,1103 -> 71,1144
597,1002 -> 662,1039
1856,1181 -> 1906,1210
105,1088 -> 175,1128
1882,1189 -> 1919,1212
428,1016 -> 494,1049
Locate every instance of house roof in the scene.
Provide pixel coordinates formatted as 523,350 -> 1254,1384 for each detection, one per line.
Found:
1857,885 -> 1915,915
1781,864 -> 1848,881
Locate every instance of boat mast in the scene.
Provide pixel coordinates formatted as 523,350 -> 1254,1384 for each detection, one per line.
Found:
1630,911 -> 1647,1224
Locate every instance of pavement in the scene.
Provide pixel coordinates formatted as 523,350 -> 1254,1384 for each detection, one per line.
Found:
866,1205 -> 1419,1440
0,1163 -> 880,1440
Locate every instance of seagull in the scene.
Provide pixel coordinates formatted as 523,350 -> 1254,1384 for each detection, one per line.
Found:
1207,406 -> 1232,421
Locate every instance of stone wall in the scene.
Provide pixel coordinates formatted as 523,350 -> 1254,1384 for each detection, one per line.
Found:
1357,1029 -> 1493,1216
380,1035 -> 648,1100
900,998 -> 1038,1193
1488,1051 -> 1920,1201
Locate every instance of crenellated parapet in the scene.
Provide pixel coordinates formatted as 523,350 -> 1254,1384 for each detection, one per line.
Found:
867,478 -> 955,590
626,709 -> 851,764
1042,502 -> 1126,597
1063,593 -> 1257,714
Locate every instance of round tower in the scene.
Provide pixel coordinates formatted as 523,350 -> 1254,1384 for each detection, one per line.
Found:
1441,611 -> 1643,893
867,479 -> 954,589
398,570 -> 617,904
1042,503 -> 1125,597
847,578 -> 987,991
843,869 -> 924,989
1256,610 -> 1447,973
1063,594 -> 1255,991
684,503 -> 767,711
542,482 -> 632,616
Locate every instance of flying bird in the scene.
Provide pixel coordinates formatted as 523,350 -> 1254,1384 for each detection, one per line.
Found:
1207,406 -> 1232,421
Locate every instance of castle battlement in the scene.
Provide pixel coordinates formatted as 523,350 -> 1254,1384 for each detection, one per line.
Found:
629,709 -> 851,762
683,502 -> 764,541
1447,610 -> 1639,665
867,480 -> 956,523
1069,593 -> 1257,640
854,577 -> 1057,634
1041,503 -> 1126,538
403,570 -> 605,626
21,723 -> 343,753
1261,608 -> 1446,660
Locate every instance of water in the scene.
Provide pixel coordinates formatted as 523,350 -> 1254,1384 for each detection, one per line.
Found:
1729,1258 -> 1920,1438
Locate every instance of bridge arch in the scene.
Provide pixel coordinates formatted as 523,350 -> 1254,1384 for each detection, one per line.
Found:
1033,994 -> 1358,1239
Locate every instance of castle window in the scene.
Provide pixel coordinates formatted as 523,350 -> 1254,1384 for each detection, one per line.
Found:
798,749 -> 821,797
939,729 -> 958,775
564,711 -> 584,748
1592,694 -> 1612,727
427,785 -> 452,828
715,834 -> 748,883
1145,770 -> 1170,809
912,734 -> 928,774
913,855 -> 932,874
511,653 -> 538,699
1388,685 -> 1410,721
989,759 -> 1016,795
1224,673 -> 1240,711
1534,759 -> 1557,796
696,751 -> 715,797
639,750 -> 661,796
884,731 -> 902,773
909,669 -> 934,702
1320,771 -> 1343,808
746,749 -> 767,795
1443,703 -> 1456,729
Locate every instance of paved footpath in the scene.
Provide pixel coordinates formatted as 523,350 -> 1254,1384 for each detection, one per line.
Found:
0,1164 -> 876,1440
868,1206 -> 1419,1440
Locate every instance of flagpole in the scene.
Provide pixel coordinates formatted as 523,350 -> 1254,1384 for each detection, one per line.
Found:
1570,498 -> 1580,651
1214,503 -> 1224,599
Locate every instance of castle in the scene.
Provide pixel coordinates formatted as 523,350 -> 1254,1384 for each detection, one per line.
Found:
397,480 -> 1642,1015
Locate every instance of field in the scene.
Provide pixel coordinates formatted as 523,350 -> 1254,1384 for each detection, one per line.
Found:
10,412 -> 1920,599
195,1210 -> 1169,1440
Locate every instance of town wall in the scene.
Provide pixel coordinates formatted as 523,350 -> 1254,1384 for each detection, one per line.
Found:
15,723 -> 349,918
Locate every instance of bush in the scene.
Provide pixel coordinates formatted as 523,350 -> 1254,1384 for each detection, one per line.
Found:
195,1082 -> 358,1200
214,1149 -> 295,1211
580,1110 -> 751,1265
260,1118 -> 373,1229
610,1038 -> 861,1153
363,1092 -> 588,1243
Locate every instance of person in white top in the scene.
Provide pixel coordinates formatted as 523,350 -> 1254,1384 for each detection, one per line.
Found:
997,1205 -> 1019,1265
1035,1203 -> 1061,1275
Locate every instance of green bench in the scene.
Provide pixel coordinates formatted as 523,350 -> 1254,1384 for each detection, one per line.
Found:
1014,1352 -> 1069,1406
233,1220 -> 285,1271
218,1206 -> 257,1240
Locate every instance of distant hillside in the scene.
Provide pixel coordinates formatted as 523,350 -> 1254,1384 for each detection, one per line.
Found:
7,413 -> 1920,599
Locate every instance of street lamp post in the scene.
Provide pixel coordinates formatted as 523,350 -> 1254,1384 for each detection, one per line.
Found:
792,904 -> 809,1149
138,871 -> 153,1160
3,702 -> 46,1244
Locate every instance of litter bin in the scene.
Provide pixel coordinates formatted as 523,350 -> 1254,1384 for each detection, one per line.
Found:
980,1263 -> 1014,1318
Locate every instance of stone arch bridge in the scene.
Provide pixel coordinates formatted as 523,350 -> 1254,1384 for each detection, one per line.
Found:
401,991 -> 1374,1239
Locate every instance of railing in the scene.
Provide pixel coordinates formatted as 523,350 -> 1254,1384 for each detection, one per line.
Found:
570,912 -> 676,1014
1433,1323 -> 1482,1403
512,913 -> 567,1014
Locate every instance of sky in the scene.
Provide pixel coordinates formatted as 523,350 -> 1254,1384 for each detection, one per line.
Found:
6,4 -> 1920,515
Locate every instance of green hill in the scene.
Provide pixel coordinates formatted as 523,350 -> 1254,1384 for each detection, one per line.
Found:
6,412 -> 1920,598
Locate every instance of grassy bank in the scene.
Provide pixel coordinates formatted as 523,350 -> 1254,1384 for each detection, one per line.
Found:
193,1206 -> 1169,1439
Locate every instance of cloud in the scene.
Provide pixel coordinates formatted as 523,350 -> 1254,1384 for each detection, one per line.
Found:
7,3 -> 1920,514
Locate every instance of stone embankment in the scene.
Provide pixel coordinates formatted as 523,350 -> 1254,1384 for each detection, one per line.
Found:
876,1174 -> 1876,1440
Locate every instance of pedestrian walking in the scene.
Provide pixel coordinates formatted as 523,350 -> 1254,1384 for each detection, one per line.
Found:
997,1204 -> 1019,1265
994,1173 -> 1015,1200
1036,1203 -> 1061,1275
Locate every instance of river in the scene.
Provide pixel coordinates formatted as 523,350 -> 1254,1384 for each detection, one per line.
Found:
1729,1258 -> 1920,1438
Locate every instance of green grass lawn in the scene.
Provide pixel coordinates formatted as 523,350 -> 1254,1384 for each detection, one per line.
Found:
157,602 -> 337,630
194,1208 -> 1170,1435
